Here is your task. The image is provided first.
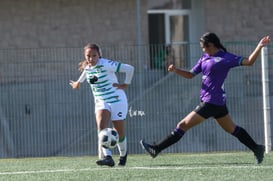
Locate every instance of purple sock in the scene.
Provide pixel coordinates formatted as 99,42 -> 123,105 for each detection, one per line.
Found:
232,126 -> 241,136
174,127 -> 185,137
156,127 -> 185,151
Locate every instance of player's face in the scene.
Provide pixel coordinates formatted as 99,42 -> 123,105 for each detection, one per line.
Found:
200,42 -> 214,55
85,48 -> 99,66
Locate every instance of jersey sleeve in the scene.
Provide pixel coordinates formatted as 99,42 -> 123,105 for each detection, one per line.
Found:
103,59 -> 122,72
76,69 -> 87,83
226,53 -> 244,68
118,63 -> 134,84
190,57 -> 203,75
104,58 -> 134,84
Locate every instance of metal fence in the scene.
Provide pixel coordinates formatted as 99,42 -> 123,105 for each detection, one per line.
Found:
0,42 -> 272,158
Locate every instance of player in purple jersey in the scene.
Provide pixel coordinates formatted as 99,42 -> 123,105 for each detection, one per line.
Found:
140,32 -> 270,164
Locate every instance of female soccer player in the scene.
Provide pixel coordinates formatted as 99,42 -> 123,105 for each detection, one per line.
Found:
70,44 -> 134,167
140,32 -> 270,164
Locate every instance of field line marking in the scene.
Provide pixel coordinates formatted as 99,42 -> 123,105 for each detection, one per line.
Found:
0,165 -> 273,175
0,168 -> 94,175
131,165 -> 273,170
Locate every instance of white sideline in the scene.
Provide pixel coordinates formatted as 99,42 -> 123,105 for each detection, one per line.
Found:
0,165 -> 273,175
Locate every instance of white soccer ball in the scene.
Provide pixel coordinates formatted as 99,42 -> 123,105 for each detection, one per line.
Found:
98,128 -> 119,149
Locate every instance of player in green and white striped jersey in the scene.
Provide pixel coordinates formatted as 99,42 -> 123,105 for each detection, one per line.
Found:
70,44 -> 134,167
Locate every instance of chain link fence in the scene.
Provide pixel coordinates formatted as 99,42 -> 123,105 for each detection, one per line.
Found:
0,42 -> 272,158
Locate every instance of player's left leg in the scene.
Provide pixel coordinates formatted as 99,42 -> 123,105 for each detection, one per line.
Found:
111,96 -> 128,166
216,114 -> 265,164
113,120 -> 127,166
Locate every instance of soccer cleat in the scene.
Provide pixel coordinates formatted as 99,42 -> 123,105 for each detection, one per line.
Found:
96,156 -> 115,167
118,153 -> 127,166
140,139 -> 160,158
254,145 -> 265,164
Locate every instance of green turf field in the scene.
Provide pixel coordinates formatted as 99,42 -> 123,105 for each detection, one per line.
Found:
0,152 -> 272,181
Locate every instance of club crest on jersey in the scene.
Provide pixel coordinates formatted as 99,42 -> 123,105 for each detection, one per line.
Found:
214,57 -> 221,62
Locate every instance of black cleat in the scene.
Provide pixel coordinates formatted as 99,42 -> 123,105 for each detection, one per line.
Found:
96,156 -> 115,167
118,153 -> 127,166
254,145 -> 265,164
140,139 -> 160,158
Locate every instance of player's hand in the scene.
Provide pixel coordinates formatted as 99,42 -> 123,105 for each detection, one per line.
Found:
168,64 -> 176,72
258,36 -> 270,47
113,83 -> 128,90
69,80 -> 80,89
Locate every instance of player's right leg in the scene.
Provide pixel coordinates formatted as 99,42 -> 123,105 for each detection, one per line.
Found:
96,147 -> 115,167
98,140 -> 104,159
95,108 -> 115,167
140,111 -> 204,158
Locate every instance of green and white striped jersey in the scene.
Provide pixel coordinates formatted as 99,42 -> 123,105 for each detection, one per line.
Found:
77,58 -> 134,104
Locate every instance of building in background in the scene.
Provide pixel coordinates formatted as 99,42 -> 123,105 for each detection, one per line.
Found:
0,0 -> 272,48
1,0 -> 272,68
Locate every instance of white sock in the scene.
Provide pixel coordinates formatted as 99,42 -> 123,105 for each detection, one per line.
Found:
98,142 -> 104,159
97,131 -> 104,159
98,130 -> 112,158
117,136 -> 127,157
102,147 -> 112,157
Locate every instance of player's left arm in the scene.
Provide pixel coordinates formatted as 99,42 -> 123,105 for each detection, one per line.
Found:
241,35 -> 270,66
113,63 -> 134,89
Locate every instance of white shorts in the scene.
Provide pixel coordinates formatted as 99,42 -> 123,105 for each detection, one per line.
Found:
94,91 -> 128,121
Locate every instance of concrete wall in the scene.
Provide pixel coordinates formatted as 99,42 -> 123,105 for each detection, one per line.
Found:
205,0 -> 273,41
0,0 -> 148,48
1,0 -> 273,48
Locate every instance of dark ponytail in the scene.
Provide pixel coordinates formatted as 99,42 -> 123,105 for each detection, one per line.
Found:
219,44 -> 227,52
200,32 -> 227,52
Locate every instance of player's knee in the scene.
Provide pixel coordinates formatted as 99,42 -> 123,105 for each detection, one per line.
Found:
177,121 -> 189,132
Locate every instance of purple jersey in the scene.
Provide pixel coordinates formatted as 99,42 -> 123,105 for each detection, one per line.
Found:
190,50 -> 244,106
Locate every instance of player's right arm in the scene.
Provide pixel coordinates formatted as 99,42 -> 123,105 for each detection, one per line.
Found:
69,70 -> 87,89
69,80 -> 80,89
168,64 -> 194,79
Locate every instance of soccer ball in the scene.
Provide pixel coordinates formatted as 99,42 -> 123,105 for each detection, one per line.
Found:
98,128 -> 119,149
